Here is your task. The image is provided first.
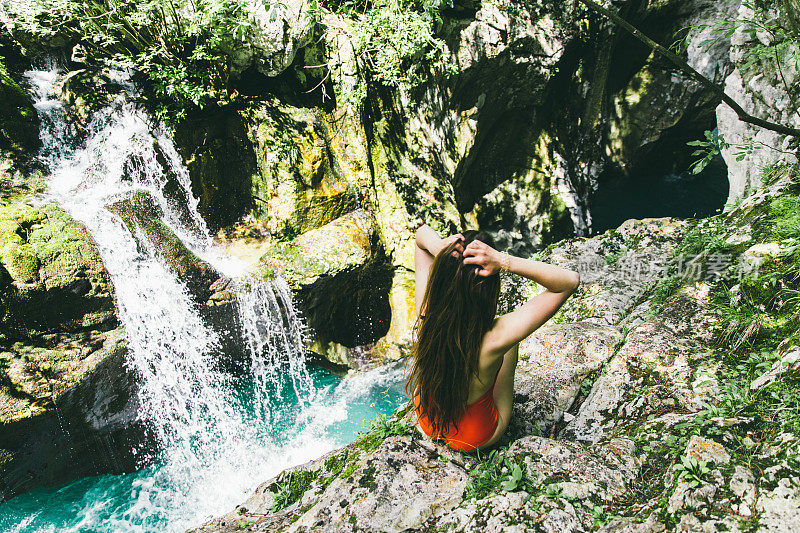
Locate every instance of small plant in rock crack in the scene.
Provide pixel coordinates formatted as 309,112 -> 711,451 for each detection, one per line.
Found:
674,455 -> 713,488
465,452 -> 537,499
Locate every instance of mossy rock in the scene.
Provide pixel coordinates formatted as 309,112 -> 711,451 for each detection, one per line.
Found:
257,209 -> 373,288
0,200 -> 115,335
245,100 -> 359,240
0,61 -> 39,157
256,210 -> 394,363
108,191 -> 219,301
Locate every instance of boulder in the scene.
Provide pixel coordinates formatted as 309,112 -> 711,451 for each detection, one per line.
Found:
256,210 -> 396,366
108,191 -> 220,303
509,322 -> 622,438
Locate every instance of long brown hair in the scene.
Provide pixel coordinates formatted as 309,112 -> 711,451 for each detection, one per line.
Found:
406,230 -> 501,436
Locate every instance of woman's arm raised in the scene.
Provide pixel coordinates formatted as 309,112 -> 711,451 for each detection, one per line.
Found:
462,240 -> 580,355
414,224 -> 464,316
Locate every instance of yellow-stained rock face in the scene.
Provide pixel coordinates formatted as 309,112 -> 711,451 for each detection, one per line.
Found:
256,209 -> 373,289
246,101 -> 360,241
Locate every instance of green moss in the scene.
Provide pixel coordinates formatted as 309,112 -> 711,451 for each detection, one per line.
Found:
0,202 -> 103,287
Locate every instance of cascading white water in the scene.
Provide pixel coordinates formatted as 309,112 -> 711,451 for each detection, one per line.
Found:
7,64 -> 405,532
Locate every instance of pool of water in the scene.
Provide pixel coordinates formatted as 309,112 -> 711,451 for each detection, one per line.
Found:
0,363 -> 407,533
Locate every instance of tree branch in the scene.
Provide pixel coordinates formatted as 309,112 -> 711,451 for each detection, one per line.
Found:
575,0 -> 800,138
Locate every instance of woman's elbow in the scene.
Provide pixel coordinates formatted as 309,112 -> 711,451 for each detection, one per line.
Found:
567,270 -> 581,292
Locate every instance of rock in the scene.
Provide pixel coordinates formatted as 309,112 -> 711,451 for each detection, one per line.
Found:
716,3 -> 800,208
506,436 -> 639,502
58,69 -> 124,131
173,108 -> 258,230
509,217 -> 687,327
230,0 -> 316,78
0,61 -> 40,158
756,477 -> 800,532
0,200 -> 148,501
108,191 -> 220,302
599,515 -> 666,532
684,436 -> 730,465
245,100 -> 359,239
256,210 -> 397,365
510,322 -> 622,437
751,348 -> 800,390
257,209 -> 372,288
0,327 -> 148,502
0,202 -> 116,335
561,284 -> 717,443
191,435 -> 468,533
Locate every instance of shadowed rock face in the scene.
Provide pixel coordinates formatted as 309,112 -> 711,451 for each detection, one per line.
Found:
0,330 -> 149,503
0,62 -> 39,158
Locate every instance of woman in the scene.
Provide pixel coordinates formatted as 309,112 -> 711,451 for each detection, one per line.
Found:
407,224 -> 580,452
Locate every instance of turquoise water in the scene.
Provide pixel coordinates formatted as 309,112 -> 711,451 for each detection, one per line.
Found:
0,363 -> 407,533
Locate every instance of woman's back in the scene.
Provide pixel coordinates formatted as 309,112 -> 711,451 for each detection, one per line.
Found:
409,224 -> 579,452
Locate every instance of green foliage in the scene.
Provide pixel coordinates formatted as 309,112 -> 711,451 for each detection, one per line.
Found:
356,413 -> 411,452
325,0 -> 452,105
3,0 -> 255,123
687,130 -> 729,175
673,455 -> 712,488
269,469 -> 317,512
464,451 -> 536,500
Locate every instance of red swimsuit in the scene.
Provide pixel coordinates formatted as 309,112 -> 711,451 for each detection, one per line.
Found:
414,372 -> 500,452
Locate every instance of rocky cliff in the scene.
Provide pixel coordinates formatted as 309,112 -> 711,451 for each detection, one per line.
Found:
191,163 -> 800,533
160,0 -> 744,367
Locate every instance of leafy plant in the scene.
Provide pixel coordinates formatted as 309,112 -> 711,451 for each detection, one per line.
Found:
674,455 -> 712,488
356,413 -> 411,452
465,451 -> 536,500
687,129 -> 730,174
269,469 -> 316,512
3,0 -> 255,123
323,0 -> 452,105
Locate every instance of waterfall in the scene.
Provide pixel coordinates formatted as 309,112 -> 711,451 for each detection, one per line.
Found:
7,64 -> 404,532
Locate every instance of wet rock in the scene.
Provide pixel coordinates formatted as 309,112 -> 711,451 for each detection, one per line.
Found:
59,69 -> 124,131
0,202 -> 116,335
256,210 -> 396,365
173,108 -> 258,230
191,435 -> 468,533
257,209 -> 372,288
244,100 -> 359,239
0,327 -> 148,502
0,199 -> 148,501
109,191 -> 220,302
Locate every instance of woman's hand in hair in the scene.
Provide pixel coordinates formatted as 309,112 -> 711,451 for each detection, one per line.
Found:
462,240 -> 502,276
434,233 -> 465,258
